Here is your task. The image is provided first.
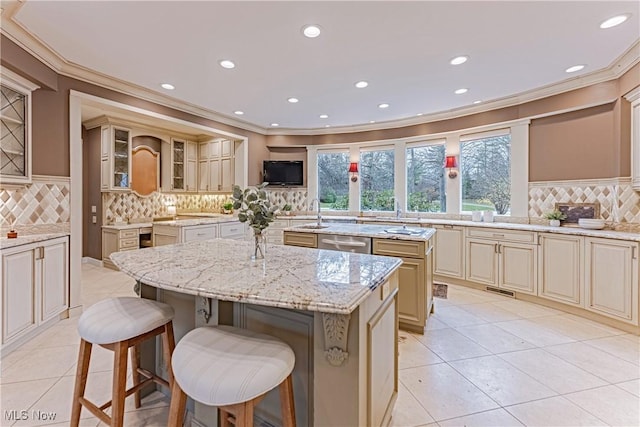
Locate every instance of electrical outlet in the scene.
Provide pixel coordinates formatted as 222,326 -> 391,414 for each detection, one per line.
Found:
91,205 -> 97,213
92,215 -> 97,224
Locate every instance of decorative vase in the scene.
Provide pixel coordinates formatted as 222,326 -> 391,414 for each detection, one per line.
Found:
549,219 -> 561,227
252,229 -> 266,260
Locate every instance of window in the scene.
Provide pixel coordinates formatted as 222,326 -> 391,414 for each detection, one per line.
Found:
317,151 -> 349,210
406,142 -> 446,212
460,132 -> 511,214
360,147 -> 394,211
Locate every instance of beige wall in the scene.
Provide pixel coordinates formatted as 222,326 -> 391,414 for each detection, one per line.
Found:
83,127 -> 102,260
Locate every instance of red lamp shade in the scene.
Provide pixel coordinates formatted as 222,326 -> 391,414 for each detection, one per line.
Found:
348,162 -> 359,173
444,155 -> 458,169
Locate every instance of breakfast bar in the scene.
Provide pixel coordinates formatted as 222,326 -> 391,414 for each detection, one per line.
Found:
111,239 -> 402,427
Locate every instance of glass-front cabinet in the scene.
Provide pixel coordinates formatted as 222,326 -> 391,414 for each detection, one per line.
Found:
162,138 -> 197,192
100,125 -> 132,191
0,69 -> 37,185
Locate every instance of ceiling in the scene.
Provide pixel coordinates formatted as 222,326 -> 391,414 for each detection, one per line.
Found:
8,1 -> 640,131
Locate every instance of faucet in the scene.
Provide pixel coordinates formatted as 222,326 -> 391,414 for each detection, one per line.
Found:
310,198 -> 322,227
395,200 -> 403,219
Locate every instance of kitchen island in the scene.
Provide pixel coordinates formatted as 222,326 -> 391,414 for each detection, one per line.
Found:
284,223 -> 436,333
111,239 -> 402,427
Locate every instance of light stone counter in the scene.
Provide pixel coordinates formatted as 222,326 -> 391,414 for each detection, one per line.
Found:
110,238 -> 401,314
284,222 -> 436,242
0,223 -> 70,249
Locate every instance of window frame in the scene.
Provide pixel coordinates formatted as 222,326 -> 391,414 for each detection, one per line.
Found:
316,148 -> 351,211
405,139 -> 447,213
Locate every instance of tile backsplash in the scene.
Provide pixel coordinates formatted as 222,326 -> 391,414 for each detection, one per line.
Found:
0,176 -> 70,228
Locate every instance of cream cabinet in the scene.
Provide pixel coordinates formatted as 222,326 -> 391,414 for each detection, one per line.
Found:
465,228 -> 537,295
100,125 -> 132,191
584,237 -> 639,324
1,236 -> 69,351
625,87 -> 640,190
538,234 -> 583,306
102,227 -> 150,269
198,139 -> 234,192
162,139 -> 197,192
153,221 -> 246,246
432,225 -> 465,278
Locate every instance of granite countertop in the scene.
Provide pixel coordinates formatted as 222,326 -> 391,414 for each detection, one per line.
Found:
103,214 -> 239,230
110,239 -> 402,314
284,222 -> 436,242
1,227 -> 70,250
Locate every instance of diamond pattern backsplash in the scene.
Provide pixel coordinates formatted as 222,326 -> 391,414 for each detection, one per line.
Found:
0,176 -> 70,227
267,188 -> 309,212
529,178 -> 640,224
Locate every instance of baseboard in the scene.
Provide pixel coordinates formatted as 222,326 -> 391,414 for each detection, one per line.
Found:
82,256 -> 103,267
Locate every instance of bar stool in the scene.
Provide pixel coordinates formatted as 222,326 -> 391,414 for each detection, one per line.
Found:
168,325 -> 296,427
71,297 -> 176,427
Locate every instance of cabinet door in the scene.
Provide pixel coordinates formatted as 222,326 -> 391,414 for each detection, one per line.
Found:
466,238 -> 498,286
209,159 -> 220,191
2,247 -> 36,344
220,158 -> 233,192
198,160 -> 209,191
539,234 -> 583,305
585,238 -> 638,324
41,238 -> 69,322
221,139 -> 232,157
434,226 -> 464,278
186,159 -> 197,192
499,242 -> 537,294
100,125 -> 110,158
112,127 -> 131,189
397,257 -> 425,327
209,140 -> 221,159
199,142 -> 209,159
171,139 -> 185,191
100,158 -> 110,190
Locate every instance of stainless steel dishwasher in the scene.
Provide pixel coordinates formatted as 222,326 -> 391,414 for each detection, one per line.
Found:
317,235 -> 372,254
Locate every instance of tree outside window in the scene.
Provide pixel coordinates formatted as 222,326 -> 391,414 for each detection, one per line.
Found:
317,151 -> 349,210
406,143 -> 446,212
460,134 -> 511,214
360,148 -> 394,211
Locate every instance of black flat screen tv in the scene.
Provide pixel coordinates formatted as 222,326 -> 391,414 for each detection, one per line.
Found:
263,160 -> 304,186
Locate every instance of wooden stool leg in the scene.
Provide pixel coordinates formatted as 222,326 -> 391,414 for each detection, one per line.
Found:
162,321 -> 176,388
279,374 -> 296,427
167,377 -> 188,427
130,344 -> 141,409
70,339 -> 93,427
111,341 -> 128,427
219,409 -> 232,427
234,402 -> 254,427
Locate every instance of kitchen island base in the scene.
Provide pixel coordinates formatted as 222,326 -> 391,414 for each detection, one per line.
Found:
141,271 -> 399,426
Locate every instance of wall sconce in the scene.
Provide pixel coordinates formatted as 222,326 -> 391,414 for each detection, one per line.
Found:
349,162 -> 359,182
445,155 -> 458,178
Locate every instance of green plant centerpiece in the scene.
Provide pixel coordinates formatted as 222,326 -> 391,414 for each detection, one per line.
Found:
544,209 -> 566,226
222,201 -> 234,214
282,203 -> 293,215
232,183 -> 276,259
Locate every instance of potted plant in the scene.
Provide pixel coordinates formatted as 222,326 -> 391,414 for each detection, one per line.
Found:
282,204 -> 293,216
222,202 -> 234,214
232,183 -> 276,260
544,210 -> 566,227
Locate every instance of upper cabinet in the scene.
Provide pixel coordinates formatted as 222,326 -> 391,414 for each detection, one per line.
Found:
0,68 -> 39,186
198,139 -> 234,192
626,87 -> 640,191
100,125 -> 132,191
162,139 -> 197,192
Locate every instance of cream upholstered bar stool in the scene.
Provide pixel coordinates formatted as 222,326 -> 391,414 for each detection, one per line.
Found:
71,297 -> 176,427
168,325 -> 296,427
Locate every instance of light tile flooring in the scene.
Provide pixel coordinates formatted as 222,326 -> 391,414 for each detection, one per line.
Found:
0,264 -> 638,426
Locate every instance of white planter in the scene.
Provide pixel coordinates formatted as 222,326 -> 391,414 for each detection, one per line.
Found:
549,219 -> 561,227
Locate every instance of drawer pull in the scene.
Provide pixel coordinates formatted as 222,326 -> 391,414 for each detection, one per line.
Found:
196,233 -> 206,236
444,225 -> 454,229
492,233 -> 504,238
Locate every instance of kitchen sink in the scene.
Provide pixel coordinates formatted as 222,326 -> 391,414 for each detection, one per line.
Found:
375,217 -> 420,222
383,227 -> 425,236
297,224 -> 330,229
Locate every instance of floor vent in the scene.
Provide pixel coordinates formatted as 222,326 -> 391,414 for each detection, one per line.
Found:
486,286 -> 515,298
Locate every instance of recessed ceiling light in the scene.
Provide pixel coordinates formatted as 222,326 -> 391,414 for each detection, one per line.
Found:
355,81 -> 369,88
288,97 -> 299,103
454,88 -> 468,95
234,110 -> 244,115
450,55 -> 469,65
325,124 -> 331,128
302,25 -> 321,38
369,120 -> 376,123
600,14 -> 630,29
319,114 -> 329,119
271,123 -> 279,127
565,64 -> 585,73
161,83 -> 175,90
416,113 -> 423,116
378,103 -> 390,109
219,60 -> 235,69
473,100 -> 482,104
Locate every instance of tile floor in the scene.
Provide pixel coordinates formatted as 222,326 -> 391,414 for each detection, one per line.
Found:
1,264 -> 639,426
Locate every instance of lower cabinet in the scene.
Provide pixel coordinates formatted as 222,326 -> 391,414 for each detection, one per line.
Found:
538,234 -> 583,306
153,221 -> 246,246
102,227 -> 145,269
1,236 -> 69,350
433,225 -> 465,279
584,237 -> 639,324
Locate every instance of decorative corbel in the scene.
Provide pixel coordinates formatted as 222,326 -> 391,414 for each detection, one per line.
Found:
322,313 -> 351,366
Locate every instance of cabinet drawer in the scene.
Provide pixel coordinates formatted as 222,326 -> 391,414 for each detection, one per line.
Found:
183,226 -> 217,242
283,232 -> 317,248
120,229 -> 138,239
220,222 -> 245,238
373,239 -> 425,258
119,237 -> 139,249
466,227 -> 535,243
271,219 -> 291,229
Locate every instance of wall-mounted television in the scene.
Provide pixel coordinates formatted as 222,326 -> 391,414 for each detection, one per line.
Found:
263,160 -> 304,186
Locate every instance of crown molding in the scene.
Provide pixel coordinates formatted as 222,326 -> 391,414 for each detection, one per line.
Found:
3,2 -> 639,137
